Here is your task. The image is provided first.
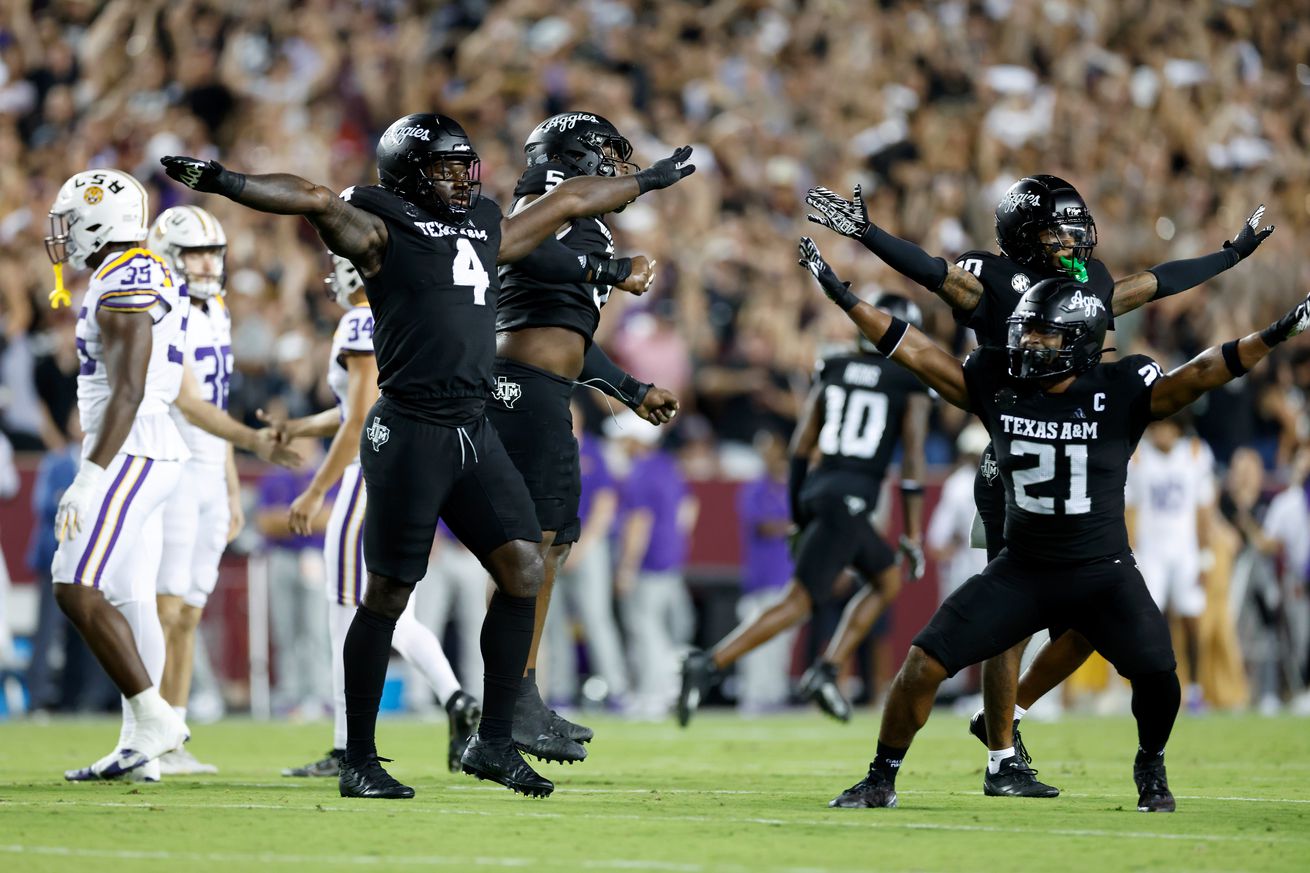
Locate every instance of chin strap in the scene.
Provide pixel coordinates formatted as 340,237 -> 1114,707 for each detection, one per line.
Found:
49,263 -> 71,309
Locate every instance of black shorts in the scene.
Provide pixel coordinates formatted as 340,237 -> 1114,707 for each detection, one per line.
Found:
359,397 -> 542,582
912,551 -> 1176,679
485,358 -> 582,545
793,492 -> 897,602
974,443 -> 1006,562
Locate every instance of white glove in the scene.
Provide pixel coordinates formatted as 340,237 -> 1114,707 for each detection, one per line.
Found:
898,535 -> 926,582
55,460 -> 107,542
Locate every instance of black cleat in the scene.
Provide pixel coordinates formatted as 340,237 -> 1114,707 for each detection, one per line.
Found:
798,661 -> 852,722
829,765 -> 898,809
446,691 -> 482,773
461,733 -> 554,798
512,684 -> 587,764
548,709 -> 594,744
983,755 -> 1060,798
338,754 -> 414,799
1134,753 -> 1176,813
282,748 -> 343,778
969,712 -> 1056,793
677,649 -> 721,727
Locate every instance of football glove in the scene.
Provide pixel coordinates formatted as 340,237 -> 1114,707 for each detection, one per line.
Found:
798,237 -> 859,311
898,535 -> 926,582
1224,204 -> 1275,261
160,156 -> 246,197
1261,290 -> 1310,347
806,185 -> 871,239
634,146 -> 696,193
55,460 -> 107,543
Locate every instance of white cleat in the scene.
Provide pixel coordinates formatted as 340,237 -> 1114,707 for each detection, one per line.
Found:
158,747 -> 218,775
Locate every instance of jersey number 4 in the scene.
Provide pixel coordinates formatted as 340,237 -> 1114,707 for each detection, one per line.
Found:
1010,439 -> 1091,515
819,386 -> 888,459
453,238 -> 490,306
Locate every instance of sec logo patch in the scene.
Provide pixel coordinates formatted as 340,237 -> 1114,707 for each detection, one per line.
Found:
1011,272 -> 1030,292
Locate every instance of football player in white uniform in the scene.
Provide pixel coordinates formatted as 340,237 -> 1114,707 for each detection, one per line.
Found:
1125,417 -> 1217,711
273,256 -> 480,780
148,206 -> 239,774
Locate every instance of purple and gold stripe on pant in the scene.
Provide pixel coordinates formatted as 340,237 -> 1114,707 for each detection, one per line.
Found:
74,455 -> 153,588
336,472 -> 367,606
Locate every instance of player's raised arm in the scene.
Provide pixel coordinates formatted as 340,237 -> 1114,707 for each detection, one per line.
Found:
498,146 -> 695,263
160,157 -> 388,275
1110,205 -> 1276,315
799,237 -> 971,410
1149,290 -> 1309,420
805,184 -> 984,312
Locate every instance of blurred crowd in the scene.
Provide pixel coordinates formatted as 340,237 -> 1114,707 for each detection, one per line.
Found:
1,0 -> 1309,715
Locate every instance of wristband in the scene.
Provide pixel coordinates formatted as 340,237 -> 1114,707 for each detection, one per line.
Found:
1221,340 -> 1247,377
585,254 -> 632,286
618,374 -> 651,410
876,317 -> 909,356
217,168 -> 247,198
899,480 -> 924,494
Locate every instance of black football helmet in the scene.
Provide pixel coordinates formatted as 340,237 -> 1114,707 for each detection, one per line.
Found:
524,112 -> 637,178
858,292 -> 924,355
995,175 -> 1096,277
376,113 -> 481,221
1006,278 -> 1108,381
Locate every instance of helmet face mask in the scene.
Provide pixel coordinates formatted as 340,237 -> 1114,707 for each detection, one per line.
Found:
1005,278 -> 1108,381
46,169 -> 149,271
377,113 -> 482,223
325,254 -> 364,309
149,206 -> 227,299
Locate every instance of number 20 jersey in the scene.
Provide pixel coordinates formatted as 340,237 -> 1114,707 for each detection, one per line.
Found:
168,293 -> 233,466
963,346 -> 1159,564
340,185 -> 502,426
804,350 -> 926,502
75,247 -> 189,461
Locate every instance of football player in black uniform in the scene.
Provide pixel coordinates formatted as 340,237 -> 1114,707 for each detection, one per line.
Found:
161,113 -> 694,799
801,235 -> 1310,812
490,112 -> 680,763
676,292 -> 929,726
806,177 -> 1274,795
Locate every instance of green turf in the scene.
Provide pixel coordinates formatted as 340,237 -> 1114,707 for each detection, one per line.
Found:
1,711 -> 1307,873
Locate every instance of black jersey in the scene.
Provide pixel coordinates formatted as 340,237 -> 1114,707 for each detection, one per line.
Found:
342,184 -> 502,426
953,250 -> 1114,347
803,349 -> 926,503
496,162 -> 616,343
963,346 -> 1160,564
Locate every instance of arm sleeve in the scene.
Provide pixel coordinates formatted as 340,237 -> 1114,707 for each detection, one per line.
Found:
513,235 -> 592,284
857,225 -> 949,290
1147,250 -> 1238,300
579,343 -> 649,409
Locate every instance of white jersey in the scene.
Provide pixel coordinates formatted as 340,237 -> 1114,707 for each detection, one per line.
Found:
1125,437 -> 1215,554
328,305 -> 374,424
75,247 -> 188,461
169,292 -> 234,466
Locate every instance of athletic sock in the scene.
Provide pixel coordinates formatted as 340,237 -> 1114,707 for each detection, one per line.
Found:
988,747 -> 1015,774
1013,704 -> 1027,722
872,740 -> 908,784
343,605 -> 398,765
521,667 -> 542,699
479,592 -> 537,740
1130,669 -> 1181,758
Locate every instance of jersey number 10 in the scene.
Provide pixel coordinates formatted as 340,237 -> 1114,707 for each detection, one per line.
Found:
819,386 -> 888,459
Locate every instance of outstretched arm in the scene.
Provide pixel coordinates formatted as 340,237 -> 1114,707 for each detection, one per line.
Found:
499,147 -> 695,263
1111,205 -> 1275,316
805,184 -> 984,312
799,237 -> 971,410
1150,290 -> 1309,419
161,157 -> 388,276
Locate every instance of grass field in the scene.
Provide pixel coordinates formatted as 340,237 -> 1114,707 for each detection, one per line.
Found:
1,711 -> 1307,872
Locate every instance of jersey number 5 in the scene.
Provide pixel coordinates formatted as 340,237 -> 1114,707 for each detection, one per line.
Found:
1010,439 -> 1091,515
453,237 -> 490,306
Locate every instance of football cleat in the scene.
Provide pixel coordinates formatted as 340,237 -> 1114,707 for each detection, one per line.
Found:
446,691 -> 482,773
461,733 -> 554,798
798,660 -> 852,722
983,755 -> 1059,798
676,649 -> 721,728
513,687 -> 587,764
548,709 -> 594,745
339,754 -> 415,799
65,748 -> 159,782
1134,754 -> 1176,813
283,749 -> 343,778
158,747 -> 218,776
829,765 -> 898,809
66,710 -> 189,781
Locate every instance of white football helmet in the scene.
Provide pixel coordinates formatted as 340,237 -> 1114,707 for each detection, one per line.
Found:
148,206 -> 228,299
45,169 -> 149,271
325,254 -> 364,308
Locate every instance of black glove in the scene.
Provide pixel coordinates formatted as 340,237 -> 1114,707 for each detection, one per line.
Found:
798,237 -> 859,311
1260,291 -> 1310,347
584,254 -> 632,286
634,146 -> 696,193
161,156 -> 246,197
806,184 -> 871,239
1223,204 -> 1275,261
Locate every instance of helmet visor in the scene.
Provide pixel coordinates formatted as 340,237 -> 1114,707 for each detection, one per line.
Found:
598,136 -> 638,177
